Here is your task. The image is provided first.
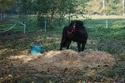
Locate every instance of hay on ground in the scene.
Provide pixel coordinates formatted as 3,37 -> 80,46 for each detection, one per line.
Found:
9,49 -> 116,72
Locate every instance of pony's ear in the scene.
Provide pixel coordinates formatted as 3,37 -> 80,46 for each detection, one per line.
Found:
79,21 -> 84,26
70,20 -> 75,27
76,21 -> 83,27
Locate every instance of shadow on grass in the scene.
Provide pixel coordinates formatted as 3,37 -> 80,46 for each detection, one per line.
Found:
0,29 -> 62,57
1,24 -> 125,57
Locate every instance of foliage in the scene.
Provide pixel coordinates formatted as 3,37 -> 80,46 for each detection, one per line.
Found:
0,0 -> 124,15
0,0 -> 14,13
85,0 -> 123,15
104,0 -> 123,15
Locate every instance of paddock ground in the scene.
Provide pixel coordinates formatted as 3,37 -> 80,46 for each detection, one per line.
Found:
0,15 -> 125,82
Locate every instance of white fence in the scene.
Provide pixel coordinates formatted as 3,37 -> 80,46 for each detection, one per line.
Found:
0,13 -> 7,20
0,22 -> 26,34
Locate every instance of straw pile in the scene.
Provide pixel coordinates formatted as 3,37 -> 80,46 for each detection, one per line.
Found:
9,49 -> 115,72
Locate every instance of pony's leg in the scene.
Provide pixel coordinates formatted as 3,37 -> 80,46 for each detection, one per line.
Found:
66,41 -> 71,49
60,39 -> 64,50
60,42 -> 63,50
77,42 -> 81,52
60,39 -> 66,50
82,40 -> 87,51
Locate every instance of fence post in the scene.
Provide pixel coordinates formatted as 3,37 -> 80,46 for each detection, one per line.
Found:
0,14 -> 2,20
5,13 -> 7,17
44,21 -> 46,33
24,22 -> 26,34
106,20 -> 108,28
44,17 -> 47,33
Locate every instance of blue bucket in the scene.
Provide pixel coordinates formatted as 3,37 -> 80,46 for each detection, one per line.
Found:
31,44 -> 43,55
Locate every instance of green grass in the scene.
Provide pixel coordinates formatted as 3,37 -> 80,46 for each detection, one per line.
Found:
1,15 -> 125,82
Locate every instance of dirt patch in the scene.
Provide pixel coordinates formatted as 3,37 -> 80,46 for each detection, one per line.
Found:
9,49 -> 115,73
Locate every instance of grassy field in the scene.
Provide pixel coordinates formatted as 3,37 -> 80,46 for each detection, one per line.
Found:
0,15 -> 125,82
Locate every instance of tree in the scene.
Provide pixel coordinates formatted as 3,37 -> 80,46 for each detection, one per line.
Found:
85,0 -> 103,14
105,0 -> 122,15
75,0 -> 89,14
85,0 -> 123,15
0,0 -> 14,13
31,0 -> 54,27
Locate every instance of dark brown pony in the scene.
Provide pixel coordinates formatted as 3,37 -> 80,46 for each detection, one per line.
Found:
60,20 -> 88,52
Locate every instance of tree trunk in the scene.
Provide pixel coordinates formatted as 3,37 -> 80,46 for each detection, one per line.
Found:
50,10 -> 54,26
36,11 -> 41,28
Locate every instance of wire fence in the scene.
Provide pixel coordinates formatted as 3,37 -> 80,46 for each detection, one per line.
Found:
0,13 -> 8,21
1,14 -> 125,34
84,19 -> 125,29
0,14 -> 27,34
